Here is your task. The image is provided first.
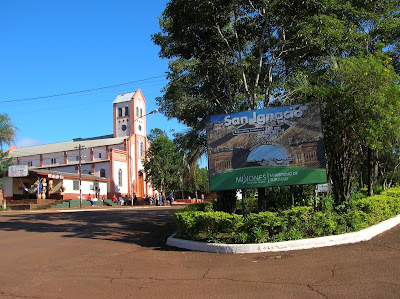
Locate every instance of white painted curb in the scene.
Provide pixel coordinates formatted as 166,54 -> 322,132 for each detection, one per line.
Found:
166,214 -> 400,254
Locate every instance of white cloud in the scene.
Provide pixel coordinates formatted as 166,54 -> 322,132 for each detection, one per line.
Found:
16,137 -> 47,148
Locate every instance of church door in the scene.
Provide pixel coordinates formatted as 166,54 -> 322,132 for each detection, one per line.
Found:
138,171 -> 144,197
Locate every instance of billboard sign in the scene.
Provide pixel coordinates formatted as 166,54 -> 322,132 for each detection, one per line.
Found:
206,104 -> 327,191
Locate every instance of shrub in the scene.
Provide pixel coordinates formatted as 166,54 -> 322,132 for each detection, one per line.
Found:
249,227 -> 269,243
173,211 -> 199,239
177,202 -> 214,213
174,210 -> 243,241
243,211 -> 282,241
320,196 -> 335,214
172,186 -> 400,244
346,210 -> 371,231
236,197 -> 258,214
351,194 -> 394,223
308,212 -> 337,236
234,232 -> 250,244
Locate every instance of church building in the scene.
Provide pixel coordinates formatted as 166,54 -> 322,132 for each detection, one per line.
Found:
3,89 -> 155,202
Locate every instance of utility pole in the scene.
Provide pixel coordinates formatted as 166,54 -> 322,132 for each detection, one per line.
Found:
75,144 -> 86,208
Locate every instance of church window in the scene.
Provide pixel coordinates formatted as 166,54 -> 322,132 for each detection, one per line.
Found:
118,108 -> 123,117
118,169 -> 122,186
125,106 -> 129,116
138,140 -> 144,157
100,169 -> 106,177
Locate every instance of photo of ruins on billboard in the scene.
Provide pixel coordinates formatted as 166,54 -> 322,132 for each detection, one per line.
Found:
206,104 -> 327,191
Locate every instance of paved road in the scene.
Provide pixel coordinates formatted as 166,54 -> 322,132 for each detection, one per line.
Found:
0,206 -> 399,298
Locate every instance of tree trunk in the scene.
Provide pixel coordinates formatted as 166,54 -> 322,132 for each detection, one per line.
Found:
328,136 -> 356,205
367,148 -> 378,196
216,189 -> 237,214
257,187 -> 267,212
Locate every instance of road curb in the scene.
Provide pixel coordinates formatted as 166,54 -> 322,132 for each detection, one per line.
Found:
166,214 -> 400,254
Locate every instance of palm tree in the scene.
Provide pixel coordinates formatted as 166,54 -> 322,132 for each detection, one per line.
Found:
0,114 -> 16,148
174,125 -> 207,199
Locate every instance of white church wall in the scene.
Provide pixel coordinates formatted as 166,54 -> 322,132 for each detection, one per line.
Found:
92,146 -> 107,161
93,162 -> 110,178
113,160 -> 128,194
109,144 -> 124,151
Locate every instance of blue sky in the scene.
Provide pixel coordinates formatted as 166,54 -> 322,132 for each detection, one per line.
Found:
0,1 -> 193,152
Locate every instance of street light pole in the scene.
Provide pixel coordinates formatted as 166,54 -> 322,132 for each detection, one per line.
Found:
130,109 -> 158,206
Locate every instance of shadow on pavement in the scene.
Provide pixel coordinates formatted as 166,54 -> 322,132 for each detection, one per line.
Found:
0,207 -> 183,250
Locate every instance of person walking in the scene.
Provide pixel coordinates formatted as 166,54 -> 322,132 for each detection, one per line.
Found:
168,192 -> 174,205
154,190 -> 159,206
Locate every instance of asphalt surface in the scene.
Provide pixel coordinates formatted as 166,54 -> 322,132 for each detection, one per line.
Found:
0,206 -> 399,299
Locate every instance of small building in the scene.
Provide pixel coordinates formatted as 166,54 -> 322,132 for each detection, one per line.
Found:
3,89 -> 155,203
3,168 -> 108,203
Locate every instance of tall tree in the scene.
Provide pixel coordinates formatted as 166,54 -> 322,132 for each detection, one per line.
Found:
0,113 -> 16,188
298,52 -> 400,203
143,129 -> 184,198
174,127 -> 207,198
196,165 -> 209,195
153,0 -> 400,206
0,114 -> 16,149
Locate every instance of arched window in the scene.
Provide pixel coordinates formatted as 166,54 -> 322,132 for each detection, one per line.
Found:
138,140 -> 144,157
118,169 -> 122,186
100,169 -> 106,178
98,152 -> 102,159
118,108 -> 122,117
140,141 -> 144,156
125,106 -> 129,116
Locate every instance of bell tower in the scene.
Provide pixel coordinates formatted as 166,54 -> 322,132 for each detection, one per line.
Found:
113,90 -> 147,138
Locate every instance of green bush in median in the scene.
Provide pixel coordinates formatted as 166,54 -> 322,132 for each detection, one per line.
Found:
172,187 -> 400,244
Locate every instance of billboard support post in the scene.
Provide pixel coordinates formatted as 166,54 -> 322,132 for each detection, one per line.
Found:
290,185 -> 295,206
241,189 -> 247,219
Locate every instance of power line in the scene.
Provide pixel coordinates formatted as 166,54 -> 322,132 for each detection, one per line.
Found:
0,75 -> 166,104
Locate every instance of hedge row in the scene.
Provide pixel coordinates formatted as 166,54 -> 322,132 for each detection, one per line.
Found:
173,187 -> 400,244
